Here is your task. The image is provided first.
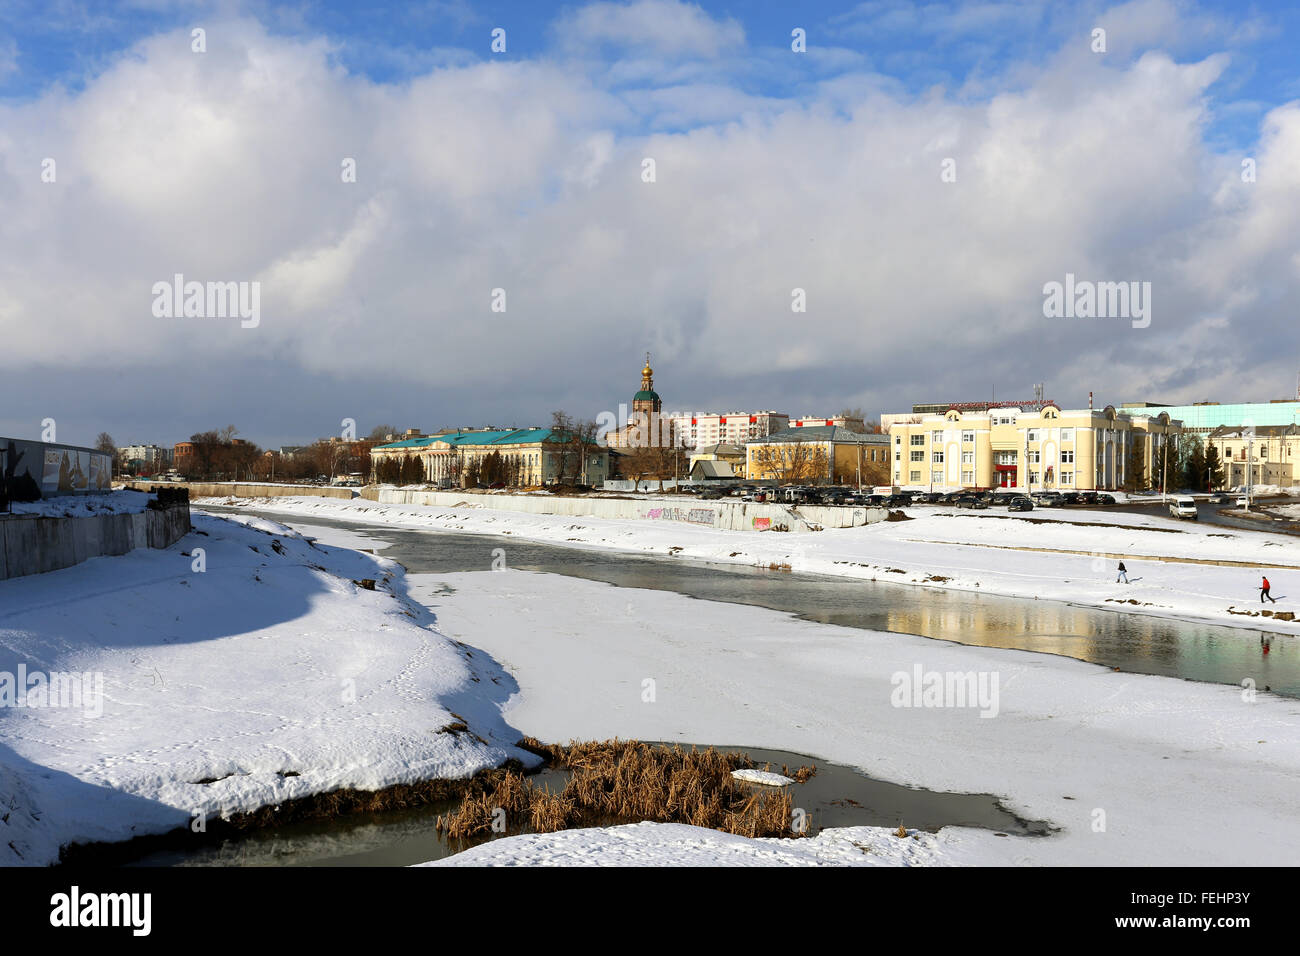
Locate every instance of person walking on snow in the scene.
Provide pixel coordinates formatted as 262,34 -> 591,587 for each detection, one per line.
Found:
1261,576 -> 1277,603
1116,561 -> 1128,584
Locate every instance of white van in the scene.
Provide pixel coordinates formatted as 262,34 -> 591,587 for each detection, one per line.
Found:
1169,496 -> 1198,520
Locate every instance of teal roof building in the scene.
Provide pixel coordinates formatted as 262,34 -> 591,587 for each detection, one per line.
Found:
1122,401 -> 1300,434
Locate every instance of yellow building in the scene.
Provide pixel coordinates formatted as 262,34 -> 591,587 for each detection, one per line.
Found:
746,426 -> 891,485
372,427 -> 609,487
688,443 -> 747,480
1208,425 -> 1300,489
886,404 -> 1180,491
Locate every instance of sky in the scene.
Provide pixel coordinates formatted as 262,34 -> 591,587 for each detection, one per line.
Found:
2,0 -> 1300,450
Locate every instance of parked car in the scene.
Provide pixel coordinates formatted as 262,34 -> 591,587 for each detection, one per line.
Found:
1058,492 -> 1081,506
1095,493 -> 1116,505
955,495 -> 988,509
882,494 -> 911,507
1007,495 -> 1034,512
1208,492 -> 1230,505
1169,496 -> 1198,520
1077,491 -> 1098,505
700,487 -> 725,500
1236,495 -> 1250,508
1031,491 -> 1062,507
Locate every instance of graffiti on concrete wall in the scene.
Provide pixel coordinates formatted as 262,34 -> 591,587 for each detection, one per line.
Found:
646,506 -> 717,526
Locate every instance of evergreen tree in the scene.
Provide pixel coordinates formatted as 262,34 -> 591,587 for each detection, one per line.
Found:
1205,443 -> 1224,490
1181,436 -> 1206,491
399,454 -> 423,484
1123,439 -> 1146,492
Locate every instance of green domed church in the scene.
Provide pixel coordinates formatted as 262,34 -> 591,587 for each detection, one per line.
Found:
632,353 -> 662,418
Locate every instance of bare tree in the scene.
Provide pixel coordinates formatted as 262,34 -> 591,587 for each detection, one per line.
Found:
95,433 -> 117,477
749,441 -> 829,484
550,411 -> 601,485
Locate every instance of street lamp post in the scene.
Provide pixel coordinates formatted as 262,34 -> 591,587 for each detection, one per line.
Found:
1161,435 -> 1167,504
1246,435 -> 1254,511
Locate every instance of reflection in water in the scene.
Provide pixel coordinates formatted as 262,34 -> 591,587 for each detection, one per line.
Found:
207,506 -> 1300,697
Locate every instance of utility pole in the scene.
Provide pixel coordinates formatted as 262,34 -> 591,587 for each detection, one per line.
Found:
1161,435 -> 1167,503
1246,434 -> 1254,511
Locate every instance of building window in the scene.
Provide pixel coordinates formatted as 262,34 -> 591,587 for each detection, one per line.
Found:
910,470 -> 922,482
932,451 -> 944,463
1061,450 -> 1074,463
896,451 -> 902,461
1027,429 -> 1040,442
894,435 -> 902,445
1061,428 -> 1074,442
911,435 -> 925,446
961,452 -> 974,464
962,430 -> 975,443
931,431 -> 943,443
931,469 -> 944,484
910,450 -> 923,462
1027,450 -> 1041,464
1029,471 -> 1039,484
961,470 -> 974,484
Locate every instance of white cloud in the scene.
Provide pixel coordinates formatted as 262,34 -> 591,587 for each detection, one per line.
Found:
1,5 -> 1298,422
554,0 -> 745,58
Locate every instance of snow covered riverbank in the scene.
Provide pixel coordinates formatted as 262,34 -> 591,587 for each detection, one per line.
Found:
0,512 -> 534,866
198,495 -> 1300,635
414,568 -> 1300,866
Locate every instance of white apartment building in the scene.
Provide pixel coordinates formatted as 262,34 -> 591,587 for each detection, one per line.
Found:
119,444 -> 169,466
792,414 -> 867,432
663,411 -> 790,449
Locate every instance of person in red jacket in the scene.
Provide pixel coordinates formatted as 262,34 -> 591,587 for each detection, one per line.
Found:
1261,576 -> 1277,603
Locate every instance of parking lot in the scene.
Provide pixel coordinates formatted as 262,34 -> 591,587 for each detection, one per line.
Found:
674,484 -> 1131,512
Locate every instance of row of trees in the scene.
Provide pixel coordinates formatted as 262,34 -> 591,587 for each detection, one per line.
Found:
373,453 -> 427,485
1123,434 -> 1225,493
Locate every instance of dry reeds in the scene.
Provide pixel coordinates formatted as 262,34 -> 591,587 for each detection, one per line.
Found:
436,738 -> 805,841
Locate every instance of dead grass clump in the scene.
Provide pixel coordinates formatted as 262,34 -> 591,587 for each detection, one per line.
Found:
439,739 -> 803,841
783,764 -> 818,784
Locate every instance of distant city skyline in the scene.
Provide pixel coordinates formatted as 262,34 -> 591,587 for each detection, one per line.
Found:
4,0 -> 1300,450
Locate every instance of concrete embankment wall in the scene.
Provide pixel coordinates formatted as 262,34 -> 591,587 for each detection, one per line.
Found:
375,489 -> 886,532
124,480 -> 357,500
0,503 -> 191,581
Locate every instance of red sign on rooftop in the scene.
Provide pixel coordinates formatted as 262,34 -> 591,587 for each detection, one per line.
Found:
946,400 -> 1058,412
